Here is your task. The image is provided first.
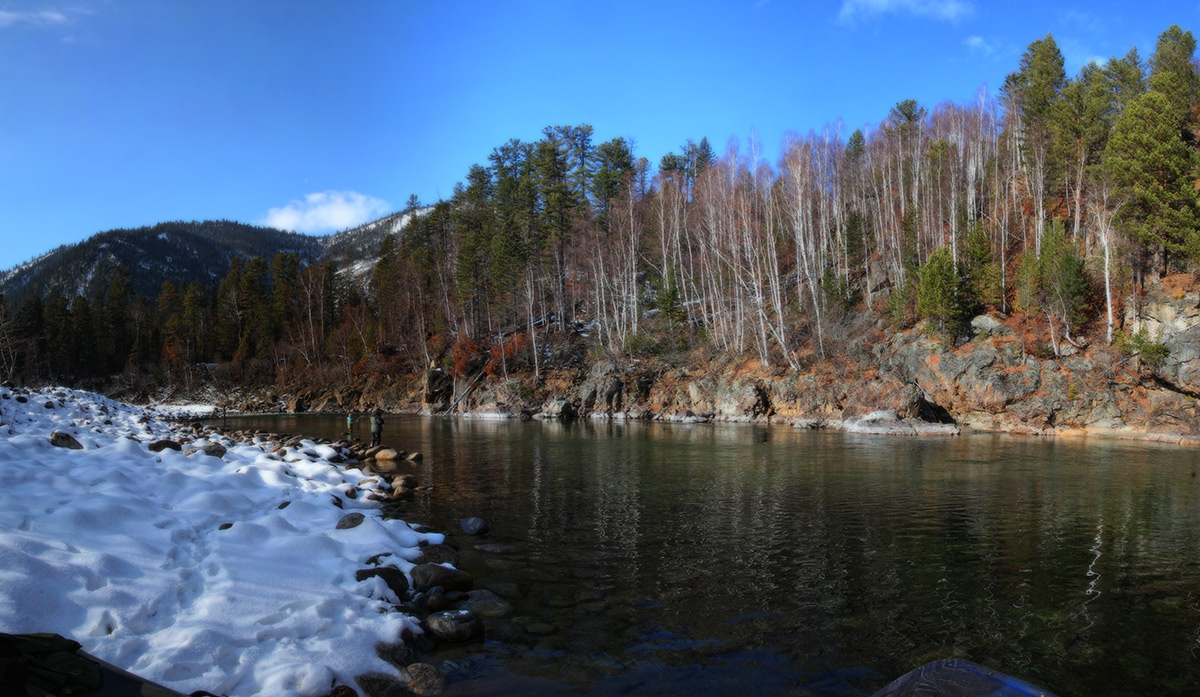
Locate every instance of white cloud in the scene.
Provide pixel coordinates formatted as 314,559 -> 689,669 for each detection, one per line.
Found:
0,10 -> 67,27
964,35 -> 993,55
839,0 -> 973,24
262,191 -> 390,234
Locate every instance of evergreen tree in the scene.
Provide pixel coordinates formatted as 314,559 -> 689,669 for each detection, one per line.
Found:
1148,25 -> 1200,143
917,245 -> 968,337
1104,89 -> 1200,281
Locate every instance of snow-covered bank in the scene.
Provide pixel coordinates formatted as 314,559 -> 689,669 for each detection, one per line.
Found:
0,387 -> 442,696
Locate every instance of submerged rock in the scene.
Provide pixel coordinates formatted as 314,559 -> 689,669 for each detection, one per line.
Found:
405,663 -> 448,696
425,609 -> 484,643
460,517 -> 489,536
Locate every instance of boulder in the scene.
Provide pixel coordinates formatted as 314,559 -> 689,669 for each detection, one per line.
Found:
539,397 -> 576,420
49,431 -> 83,450
460,517 -> 490,536
405,663 -> 448,696
374,448 -> 402,461
336,512 -> 366,529
411,563 -> 473,592
148,440 -> 182,452
355,566 -> 410,599
424,609 -> 484,643
406,451 -> 423,462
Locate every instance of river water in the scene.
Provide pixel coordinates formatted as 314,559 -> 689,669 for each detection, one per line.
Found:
214,414 -> 1200,697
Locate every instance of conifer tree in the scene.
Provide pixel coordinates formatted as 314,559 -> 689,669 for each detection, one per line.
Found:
1104,90 -> 1200,283
1148,25 -> 1200,143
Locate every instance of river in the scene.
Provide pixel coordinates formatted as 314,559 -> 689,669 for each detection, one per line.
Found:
213,413 -> 1200,697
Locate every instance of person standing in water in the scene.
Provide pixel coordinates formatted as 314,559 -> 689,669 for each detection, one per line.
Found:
370,408 -> 384,446
345,412 -> 354,440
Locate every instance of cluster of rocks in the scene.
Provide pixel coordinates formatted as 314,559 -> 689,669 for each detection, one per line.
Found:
335,513 -> 508,697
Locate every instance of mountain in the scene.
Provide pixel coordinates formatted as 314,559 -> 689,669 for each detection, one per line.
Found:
0,212 -> 425,307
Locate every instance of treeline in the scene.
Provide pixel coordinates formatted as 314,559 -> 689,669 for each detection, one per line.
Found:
0,26 -> 1197,389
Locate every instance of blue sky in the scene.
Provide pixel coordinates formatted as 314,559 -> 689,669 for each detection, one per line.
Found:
0,0 -> 1196,272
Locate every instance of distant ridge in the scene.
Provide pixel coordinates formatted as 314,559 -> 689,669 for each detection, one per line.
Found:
0,210 -> 427,306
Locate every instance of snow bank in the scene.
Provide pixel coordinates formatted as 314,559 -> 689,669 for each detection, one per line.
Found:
0,387 -> 441,696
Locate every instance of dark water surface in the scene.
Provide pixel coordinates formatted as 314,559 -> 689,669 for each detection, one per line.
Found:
215,414 -> 1200,697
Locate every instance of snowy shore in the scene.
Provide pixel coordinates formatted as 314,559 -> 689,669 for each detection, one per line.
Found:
0,387 -> 443,696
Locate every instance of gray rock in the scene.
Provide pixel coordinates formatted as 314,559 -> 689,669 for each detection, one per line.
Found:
461,589 -> 513,618
425,609 -> 484,643
970,314 -> 1009,337
148,440 -> 181,452
460,517 -> 490,536
336,512 -> 366,529
411,563 -> 473,592
49,431 -> 83,450
539,397 -> 576,419
355,566 -> 410,599
405,663 -> 448,696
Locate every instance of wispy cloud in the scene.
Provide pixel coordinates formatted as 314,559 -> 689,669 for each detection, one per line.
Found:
262,191 -> 390,234
0,9 -> 67,27
838,0 -> 973,24
963,35 -> 993,56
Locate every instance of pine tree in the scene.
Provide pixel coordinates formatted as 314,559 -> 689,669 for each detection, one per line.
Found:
917,245 -> 968,338
1148,25 -> 1200,143
1104,90 -> 1200,281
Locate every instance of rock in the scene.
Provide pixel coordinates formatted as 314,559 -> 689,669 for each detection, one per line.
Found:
539,397 -> 576,419
406,451 -> 423,462
419,545 -> 459,565
475,543 -> 513,554
355,566 -> 410,599
184,443 -> 226,458
424,609 -> 484,643
461,589 -> 513,618
405,663 -> 448,696
970,313 -> 1009,337
841,410 -> 960,437
336,512 -> 366,529
421,369 -> 454,413
460,517 -> 490,536
148,440 -> 181,452
355,672 -> 408,697
421,587 -> 452,612
394,474 -> 418,489
44,401 -> 55,409
15,395 -> 27,403
411,563 -> 473,592
321,687 -> 358,697
375,640 -> 417,669
374,448 -> 402,461
49,431 -> 83,450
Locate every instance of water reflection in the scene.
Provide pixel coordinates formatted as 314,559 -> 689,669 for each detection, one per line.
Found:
217,415 -> 1200,697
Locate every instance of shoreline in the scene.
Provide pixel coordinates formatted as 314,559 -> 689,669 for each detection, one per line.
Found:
189,402 -> 1200,448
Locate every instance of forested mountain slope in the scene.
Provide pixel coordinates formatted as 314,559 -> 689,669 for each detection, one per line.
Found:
0,220 -> 325,306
